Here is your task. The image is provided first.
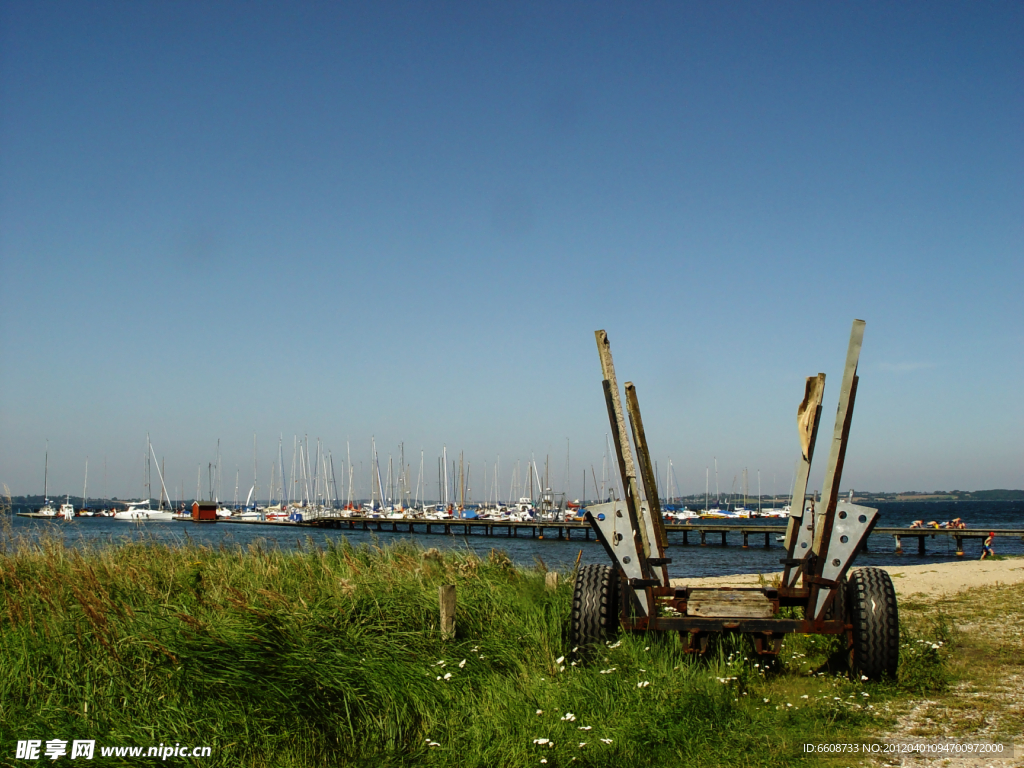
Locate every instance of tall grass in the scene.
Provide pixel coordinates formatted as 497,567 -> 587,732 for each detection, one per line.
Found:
0,532 -> 935,766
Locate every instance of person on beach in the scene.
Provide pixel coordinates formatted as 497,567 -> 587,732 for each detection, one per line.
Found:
980,532 -> 995,560
909,520 -> 924,529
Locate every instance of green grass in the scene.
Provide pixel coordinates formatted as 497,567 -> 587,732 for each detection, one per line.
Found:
0,532 -> 952,767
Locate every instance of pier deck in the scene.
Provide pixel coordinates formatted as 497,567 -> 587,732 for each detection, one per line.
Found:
216,516 -> 1023,556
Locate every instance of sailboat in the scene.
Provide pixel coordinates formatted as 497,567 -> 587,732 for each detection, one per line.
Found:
700,460 -> 734,517
79,459 -> 94,516
37,444 -> 58,516
114,437 -> 175,520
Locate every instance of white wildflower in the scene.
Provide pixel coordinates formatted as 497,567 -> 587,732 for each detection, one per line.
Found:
556,656 -> 565,664
458,659 -> 466,669
443,672 -> 452,680
533,738 -> 550,746
600,738 -> 613,744
536,710 -> 543,716
637,681 -> 650,688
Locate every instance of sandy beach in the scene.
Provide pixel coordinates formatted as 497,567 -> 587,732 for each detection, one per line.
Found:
669,556 -> 1024,598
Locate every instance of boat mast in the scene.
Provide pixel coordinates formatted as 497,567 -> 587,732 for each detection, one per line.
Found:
42,441 -> 49,505
278,436 -> 286,507
82,458 -> 88,511
149,442 -> 171,510
253,434 -> 258,508
416,450 -> 424,508
373,440 -> 385,511
329,451 -> 338,508
442,445 -> 449,508
313,439 -> 321,507
346,440 -> 353,507
564,438 -> 569,500
290,436 -> 298,506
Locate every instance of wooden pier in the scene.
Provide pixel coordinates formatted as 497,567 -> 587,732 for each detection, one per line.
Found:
216,516 -> 1024,556
877,527 -> 1017,557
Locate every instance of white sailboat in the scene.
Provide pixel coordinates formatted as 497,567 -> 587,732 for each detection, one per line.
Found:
37,444 -> 58,516
79,459 -> 94,516
114,437 -> 175,520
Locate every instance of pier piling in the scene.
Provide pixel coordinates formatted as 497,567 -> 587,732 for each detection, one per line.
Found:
439,585 -> 456,639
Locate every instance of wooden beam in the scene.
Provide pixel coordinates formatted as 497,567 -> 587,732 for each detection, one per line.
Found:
439,584 -> 456,639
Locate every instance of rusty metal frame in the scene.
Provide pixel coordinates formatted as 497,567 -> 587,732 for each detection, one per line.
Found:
586,321 -> 874,655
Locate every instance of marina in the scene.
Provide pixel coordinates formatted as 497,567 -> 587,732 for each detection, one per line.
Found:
7,501 -> 1023,580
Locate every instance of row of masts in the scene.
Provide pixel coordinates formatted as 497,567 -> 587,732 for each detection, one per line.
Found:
44,435 -> 781,511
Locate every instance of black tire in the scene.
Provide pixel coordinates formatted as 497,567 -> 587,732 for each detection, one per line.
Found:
570,564 -> 619,649
846,567 -> 899,680
825,575 -> 848,623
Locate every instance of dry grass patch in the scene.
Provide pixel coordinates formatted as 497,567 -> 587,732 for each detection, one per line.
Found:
872,578 -> 1024,767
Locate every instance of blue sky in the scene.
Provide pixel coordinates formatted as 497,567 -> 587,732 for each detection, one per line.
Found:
1,2 -> 1021,501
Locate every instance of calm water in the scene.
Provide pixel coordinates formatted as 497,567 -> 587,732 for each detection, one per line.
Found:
5,501 -> 1022,579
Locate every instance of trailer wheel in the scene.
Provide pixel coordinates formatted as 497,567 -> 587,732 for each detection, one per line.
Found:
826,575 -> 848,623
570,564 -> 619,649
846,567 -> 899,681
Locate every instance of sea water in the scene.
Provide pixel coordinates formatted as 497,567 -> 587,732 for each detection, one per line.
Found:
5,501 -> 1022,579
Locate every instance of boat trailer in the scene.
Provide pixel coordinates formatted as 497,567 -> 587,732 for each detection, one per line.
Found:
571,320 -> 899,680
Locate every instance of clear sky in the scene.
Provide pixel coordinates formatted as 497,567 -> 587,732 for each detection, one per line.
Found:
1,2 -> 1021,502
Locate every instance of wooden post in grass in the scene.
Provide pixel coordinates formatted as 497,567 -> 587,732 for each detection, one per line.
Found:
545,572 -> 558,591
439,584 -> 456,639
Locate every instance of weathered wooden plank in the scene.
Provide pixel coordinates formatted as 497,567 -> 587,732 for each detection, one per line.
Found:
439,584 -> 456,639
687,589 -> 774,618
